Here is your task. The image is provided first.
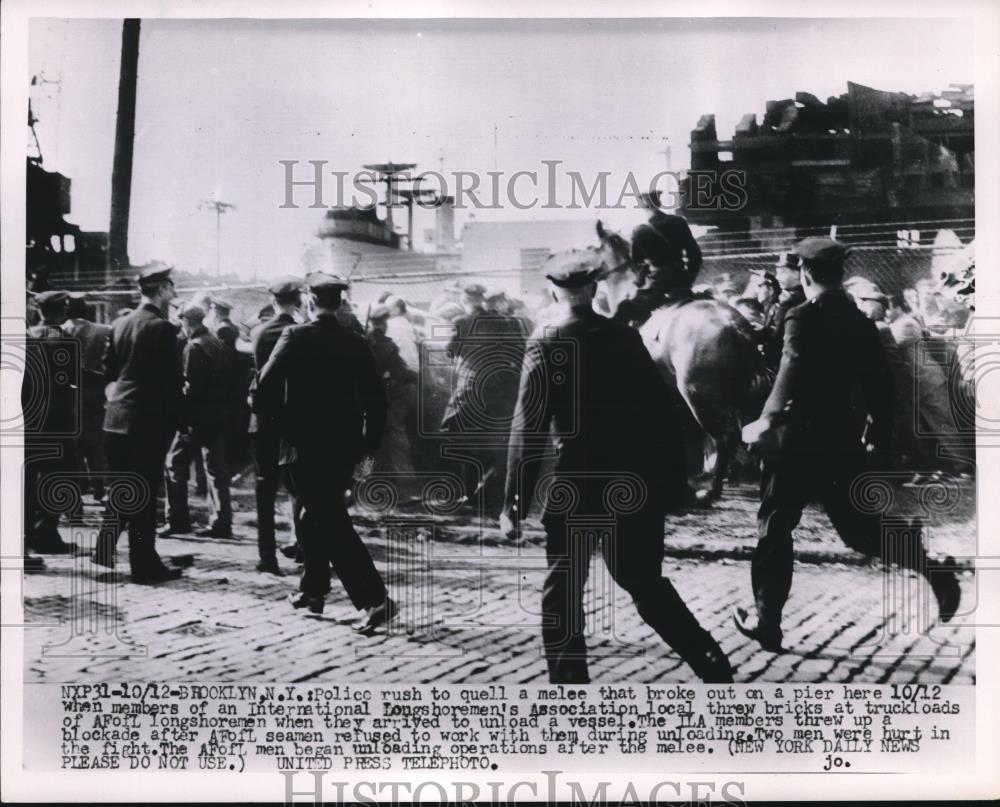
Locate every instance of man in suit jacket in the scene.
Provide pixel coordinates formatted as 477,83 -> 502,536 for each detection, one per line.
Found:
257,273 -> 394,633
248,276 -> 302,574
500,256 -> 731,685
738,238 -> 961,651
161,304 -> 233,538
95,265 -> 183,583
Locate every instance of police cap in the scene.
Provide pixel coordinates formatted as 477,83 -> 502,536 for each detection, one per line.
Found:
211,297 -> 234,313
305,272 -> 349,291
178,304 -> 206,321
793,237 -> 847,264
544,250 -> 604,288
268,276 -> 303,297
463,282 -> 487,298
136,264 -> 173,284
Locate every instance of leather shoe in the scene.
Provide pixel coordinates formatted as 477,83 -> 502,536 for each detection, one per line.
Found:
257,560 -> 285,576
928,557 -> 961,623
287,592 -> 324,614
353,597 -> 398,635
157,524 -> 192,537
733,606 -> 783,653
29,539 -> 83,556
688,644 -> 734,683
280,542 -> 301,560
131,566 -> 183,584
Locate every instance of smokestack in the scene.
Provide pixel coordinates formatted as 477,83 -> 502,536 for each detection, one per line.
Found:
107,19 -> 140,281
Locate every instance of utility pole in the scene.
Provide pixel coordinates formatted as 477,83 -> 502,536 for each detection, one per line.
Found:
108,19 -> 140,282
199,198 -> 236,278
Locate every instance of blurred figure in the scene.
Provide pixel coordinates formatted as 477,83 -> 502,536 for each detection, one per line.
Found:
23,290 -> 82,556
63,293 -> 111,503
384,296 -> 420,371
761,252 -> 806,367
734,297 -> 766,332
368,304 -> 418,476
162,304 -> 233,539
217,321 -> 254,478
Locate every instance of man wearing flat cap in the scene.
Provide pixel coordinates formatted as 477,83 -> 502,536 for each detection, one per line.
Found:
257,272 -> 396,633
500,253 -> 731,684
738,237 -> 961,651
162,304 -> 233,539
441,281 -> 526,510
247,276 -> 302,574
22,289 -> 82,556
95,264 -> 183,582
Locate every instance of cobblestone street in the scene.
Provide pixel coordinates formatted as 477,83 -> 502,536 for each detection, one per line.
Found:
18,479 -> 976,685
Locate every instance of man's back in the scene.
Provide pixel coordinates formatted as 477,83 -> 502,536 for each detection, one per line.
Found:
763,288 -> 893,450
257,314 -> 386,463
507,305 -> 686,515
251,313 -> 296,370
103,304 -> 182,436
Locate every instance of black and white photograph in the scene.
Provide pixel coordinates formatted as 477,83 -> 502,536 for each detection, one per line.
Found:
2,1 -> 998,801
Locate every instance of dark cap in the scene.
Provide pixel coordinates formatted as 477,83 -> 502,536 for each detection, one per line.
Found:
463,282 -> 487,298
136,263 -> 173,283
268,276 -> 303,297
544,251 -> 604,288
34,290 -> 69,306
369,304 -> 391,322
305,272 -> 349,291
178,304 -> 206,321
793,237 -> 847,264
216,323 -> 239,342
774,251 -> 801,270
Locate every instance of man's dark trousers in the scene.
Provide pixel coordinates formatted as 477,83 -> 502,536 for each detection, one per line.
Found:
285,457 -> 387,608
542,508 -> 725,684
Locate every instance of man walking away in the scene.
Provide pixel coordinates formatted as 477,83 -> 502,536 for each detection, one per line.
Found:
501,254 -> 731,684
257,272 -> 395,634
161,304 -> 233,539
248,276 -> 303,574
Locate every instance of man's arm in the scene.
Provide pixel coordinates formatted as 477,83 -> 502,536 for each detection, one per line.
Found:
256,327 -> 293,417
760,310 -> 806,423
103,323 -> 120,384
502,338 -> 551,522
680,219 -> 703,278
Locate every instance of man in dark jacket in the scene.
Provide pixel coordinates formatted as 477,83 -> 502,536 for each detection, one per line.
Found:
95,265 -> 183,583
248,276 -> 302,573
161,304 -> 233,538
257,273 -> 394,633
23,290 -> 82,556
737,238 -> 961,651
500,255 -> 731,684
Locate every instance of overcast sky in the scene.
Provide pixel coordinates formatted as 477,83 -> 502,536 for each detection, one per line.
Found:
28,17 -> 973,279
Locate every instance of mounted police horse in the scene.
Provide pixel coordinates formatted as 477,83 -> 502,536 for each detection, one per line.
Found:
591,221 -> 771,503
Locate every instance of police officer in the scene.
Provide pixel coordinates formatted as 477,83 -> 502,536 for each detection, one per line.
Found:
23,290 -> 82,556
248,276 -> 303,574
737,237 -> 961,651
95,265 -> 184,583
619,191 -> 703,325
63,293 -> 111,502
500,256 -> 731,684
210,298 -> 237,335
161,304 -> 234,539
761,251 -> 806,368
257,273 -> 395,633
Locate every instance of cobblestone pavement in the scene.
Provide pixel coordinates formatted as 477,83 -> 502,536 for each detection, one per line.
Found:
18,479 -> 976,685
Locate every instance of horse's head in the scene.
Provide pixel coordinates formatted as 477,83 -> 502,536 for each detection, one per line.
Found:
594,219 -> 645,317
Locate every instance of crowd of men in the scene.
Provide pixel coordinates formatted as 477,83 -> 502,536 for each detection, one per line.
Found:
21,206 -> 968,679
